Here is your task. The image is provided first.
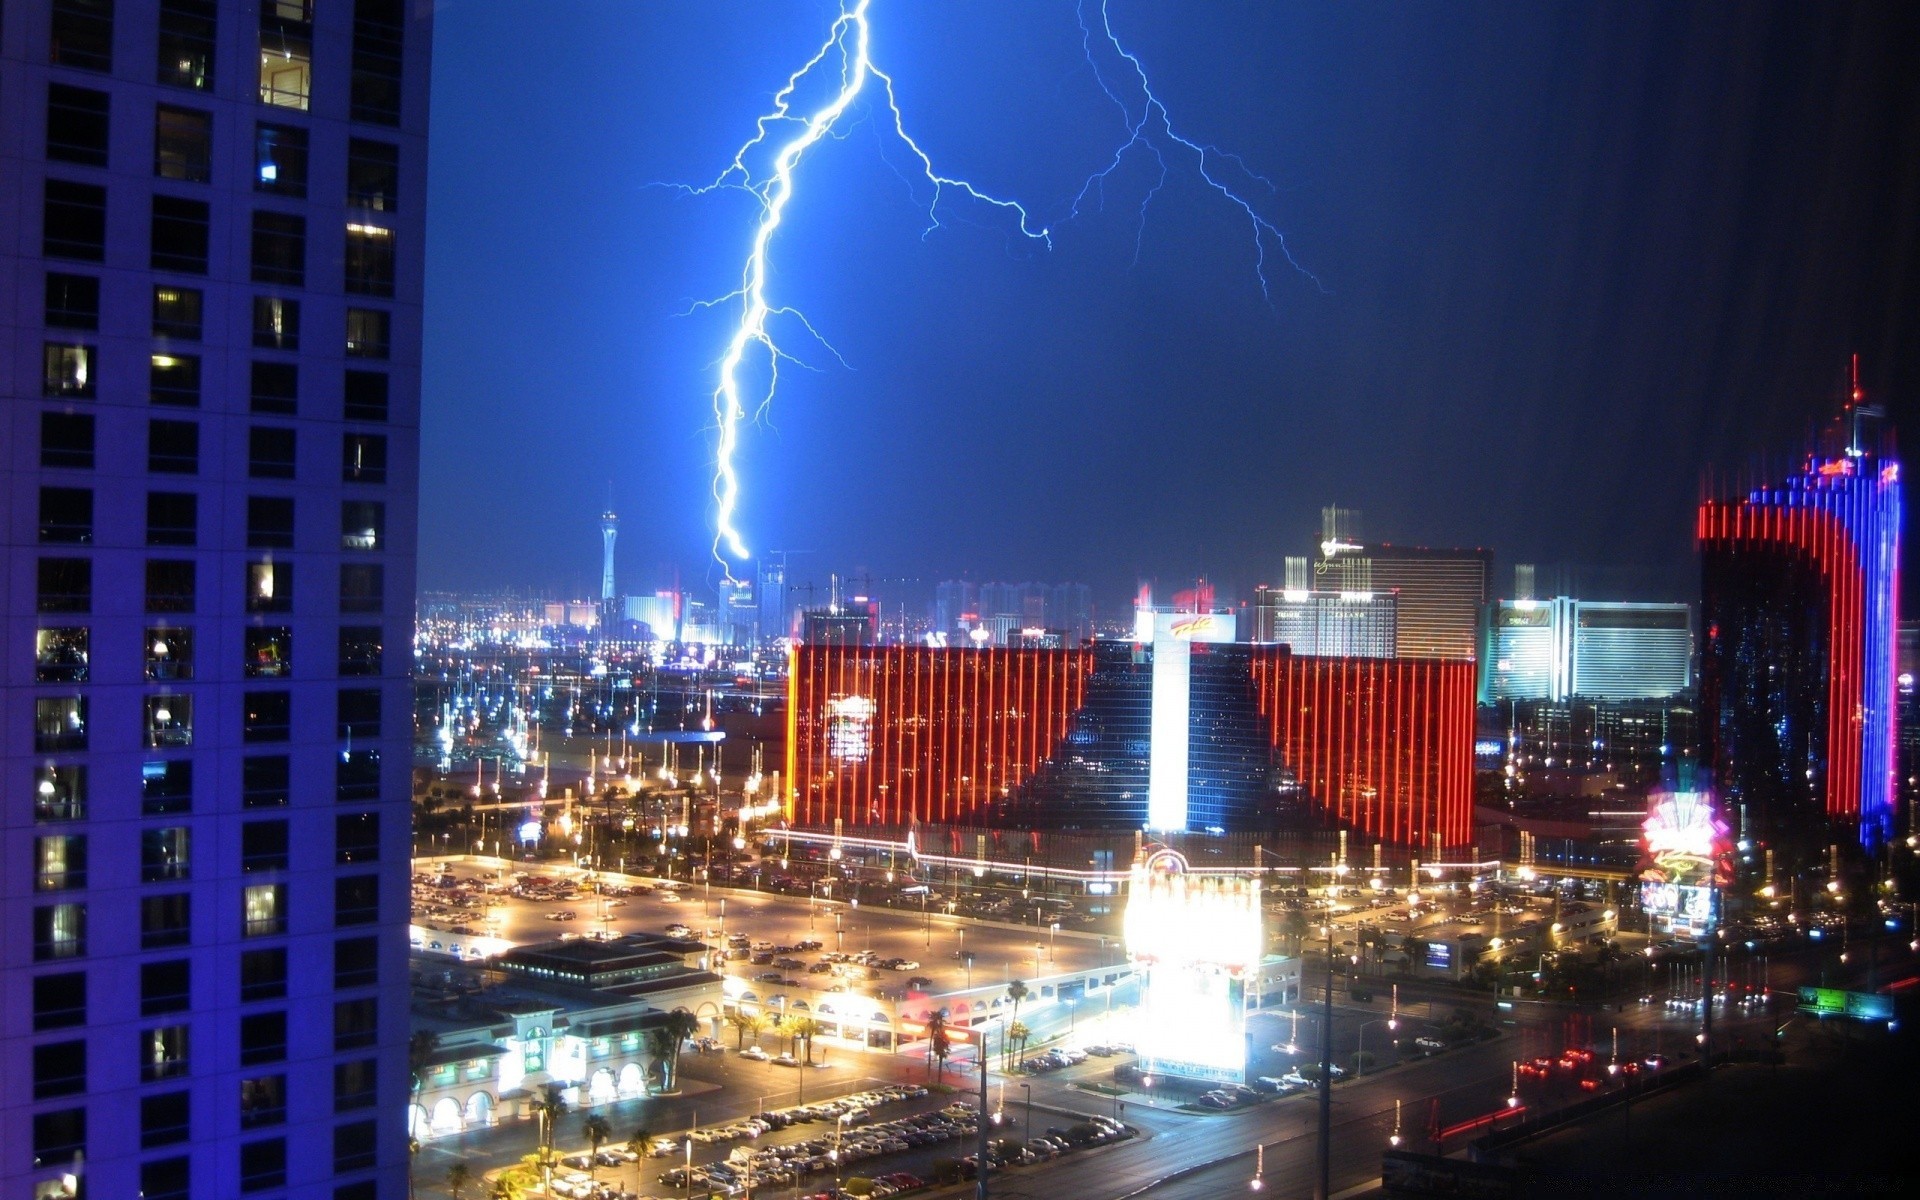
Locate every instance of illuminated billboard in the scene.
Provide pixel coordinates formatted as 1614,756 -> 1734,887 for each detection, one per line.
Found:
1638,788 -> 1729,930
826,695 -> 875,763
1124,848 -> 1262,1083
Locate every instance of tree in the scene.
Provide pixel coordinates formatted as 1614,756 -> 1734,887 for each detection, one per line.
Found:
726,1009 -> 765,1049
627,1125 -> 654,1161
530,1082 -> 567,1158
581,1114 -> 612,1182
788,1016 -> 823,1066
1008,1020 -> 1032,1068
1401,937 -> 1428,975
445,1162 -> 473,1200
1004,981 -> 1030,1068
664,1009 -> 703,1087
1283,907 -> 1311,956
927,1010 -> 951,1081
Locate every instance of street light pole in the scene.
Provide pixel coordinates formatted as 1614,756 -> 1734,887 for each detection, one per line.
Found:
1316,893 -> 1334,1200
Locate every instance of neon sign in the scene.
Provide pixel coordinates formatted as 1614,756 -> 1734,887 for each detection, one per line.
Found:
1639,790 -> 1729,889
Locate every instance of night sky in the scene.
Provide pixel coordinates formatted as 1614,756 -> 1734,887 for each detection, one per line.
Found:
421,1 -> 1920,610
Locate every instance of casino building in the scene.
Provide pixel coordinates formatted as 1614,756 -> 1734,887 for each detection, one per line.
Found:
786,610 -> 1475,848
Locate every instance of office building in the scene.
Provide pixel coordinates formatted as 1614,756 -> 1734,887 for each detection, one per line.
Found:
3,3 -> 430,1196
1315,537 -> 1491,661
1698,405 -> 1902,855
1487,598 -> 1691,702
1252,581 -> 1397,658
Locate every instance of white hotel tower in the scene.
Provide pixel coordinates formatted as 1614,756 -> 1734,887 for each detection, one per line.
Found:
2,3 -> 430,1197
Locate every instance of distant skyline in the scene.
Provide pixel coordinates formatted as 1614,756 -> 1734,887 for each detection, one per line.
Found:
421,1 -> 1919,605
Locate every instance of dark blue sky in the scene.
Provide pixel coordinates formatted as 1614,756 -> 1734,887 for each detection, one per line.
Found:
421,1 -> 1919,608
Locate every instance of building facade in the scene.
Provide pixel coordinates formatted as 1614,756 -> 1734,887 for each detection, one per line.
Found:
1314,542 -> 1491,661
1486,598 -> 1691,702
1252,583 -> 1397,658
2,3 -> 430,1196
1698,424 -> 1902,854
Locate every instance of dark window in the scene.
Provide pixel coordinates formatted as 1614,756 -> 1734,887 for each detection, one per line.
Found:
252,211 -> 305,286
247,560 -> 292,613
34,902 -> 88,960
144,1156 -> 191,1200
341,501 -> 384,551
346,139 -> 400,210
35,833 -> 87,889
146,559 -> 197,613
250,426 -> 297,479
334,1058 -> 378,1111
150,352 -> 202,405
35,628 -> 90,684
151,195 -> 211,273
339,627 -> 384,676
45,272 -> 101,328
254,296 -> 301,349
242,819 -> 290,872
141,1023 -> 190,1081
334,996 -> 378,1050
336,813 -> 380,864
146,491 -> 198,546
350,0 -> 405,124
338,1183 -> 379,1200
34,1040 -> 88,1099
239,1010 -> 287,1065
51,0 -> 115,71
34,972 -> 88,1031
47,84 -> 110,166
142,1092 -> 191,1149
44,180 -> 107,260
244,755 -> 291,808
337,688 -> 382,738
345,309 -> 390,359
141,826 -> 191,882
155,105 -> 212,182
38,558 -> 92,614
28,691 -> 84,741
340,564 -> 384,613
343,370 -> 389,421
247,496 -> 295,549
240,1137 -> 287,1193
241,947 -> 289,1001
149,420 -> 200,473
241,1074 -> 287,1127
335,874 -> 380,925
39,488 -> 93,544
334,937 -> 379,988
244,883 -> 286,937
141,758 -> 194,814
334,1119 -> 379,1173
141,892 -> 191,949
244,691 -> 292,742
41,413 -> 95,469
153,285 -> 204,338
343,433 -> 388,484
158,0 -> 218,90
32,1106 -> 86,1169
141,960 -> 191,1016
147,625 -> 194,680
34,763 -> 88,820
43,342 -> 96,399
144,693 -> 193,748
260,0 -> 314,111
245,626 -> 293,677
255,122 -> 309,196
251,360 -> 298,414
344,224 -> 395,296
336,749 -> 381,801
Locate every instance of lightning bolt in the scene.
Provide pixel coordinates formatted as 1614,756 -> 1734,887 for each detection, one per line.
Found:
687,0 -> 1313,581
692,0 -> 1049,581
1074,0 -> 1321,301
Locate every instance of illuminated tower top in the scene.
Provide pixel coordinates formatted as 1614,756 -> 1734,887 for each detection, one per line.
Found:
600,510 -> 618,602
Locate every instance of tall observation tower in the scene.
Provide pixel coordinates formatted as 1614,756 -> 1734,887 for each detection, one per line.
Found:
600,509 -> 619,629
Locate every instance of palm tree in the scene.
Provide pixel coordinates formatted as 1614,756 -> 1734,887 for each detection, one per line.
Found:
408,1137 -> 421,1200
1008,1020 -> 1031,1067
581,1114 -> 612,1182
926,1010 -> 951,1081
662,1009 -> 703,1089
644,1027 -> 676,1093
627,1125 -> 654,1161
406,1028 -> 440,1197
445,1162 -> 473,1200
1004,981 -> 1030,1068
726,1009 -> 765,1049
530,1081 -> 567,1161
787,1015 -> 822,1065
1283,906 -> 1310,956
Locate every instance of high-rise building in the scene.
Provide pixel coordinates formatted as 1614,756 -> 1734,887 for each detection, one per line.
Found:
1252,582 -> 1398,657
2,3 -> 430,1196
1698,401 -> 1902,855
756,552 -> 789,645
1315,532 -> 1491,660
1487,598 -> 1691,701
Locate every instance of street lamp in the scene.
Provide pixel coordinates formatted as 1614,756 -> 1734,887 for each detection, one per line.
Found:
1019,1082 -> 1033,1146
1356,1017 -> 1397,1076
1249,1143 -> 1265,1191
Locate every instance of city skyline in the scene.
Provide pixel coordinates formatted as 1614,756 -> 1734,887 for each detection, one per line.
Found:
422,1 -> 1918,603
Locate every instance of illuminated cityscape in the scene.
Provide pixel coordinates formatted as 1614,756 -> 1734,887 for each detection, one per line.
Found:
7,3 -> 1920,1199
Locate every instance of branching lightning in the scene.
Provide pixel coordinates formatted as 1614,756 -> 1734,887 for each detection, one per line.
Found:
686,0 -> 1312,581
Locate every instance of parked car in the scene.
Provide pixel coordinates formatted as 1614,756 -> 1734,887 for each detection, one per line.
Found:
740,1045 -> 769,1061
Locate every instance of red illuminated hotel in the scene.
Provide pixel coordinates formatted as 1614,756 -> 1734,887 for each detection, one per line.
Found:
786,613 -> 1474,848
